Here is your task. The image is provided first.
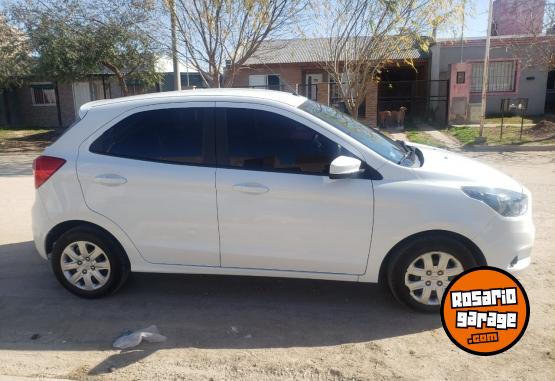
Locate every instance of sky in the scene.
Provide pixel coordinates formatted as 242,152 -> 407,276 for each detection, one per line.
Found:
438,0 -> 490,39
297,0 -> 492,40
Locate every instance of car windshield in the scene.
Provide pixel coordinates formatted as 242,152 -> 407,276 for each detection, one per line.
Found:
298,99 -> 406,164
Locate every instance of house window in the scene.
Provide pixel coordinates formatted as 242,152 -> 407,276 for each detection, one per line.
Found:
31,83 -> 56,106
248,74 -> 281,90
471,61 -> 516,93
456,71 -> 465,84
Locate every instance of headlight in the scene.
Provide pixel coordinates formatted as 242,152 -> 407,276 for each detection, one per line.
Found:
461,186 -> 528,217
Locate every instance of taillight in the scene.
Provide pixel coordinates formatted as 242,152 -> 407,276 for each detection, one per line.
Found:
33,156 -> 66,189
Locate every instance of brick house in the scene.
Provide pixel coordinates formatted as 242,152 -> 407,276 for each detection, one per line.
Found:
0,70 -> 206,128
2,0 -> 552,129
231,38 -> 430,128
230,1 -> 554,127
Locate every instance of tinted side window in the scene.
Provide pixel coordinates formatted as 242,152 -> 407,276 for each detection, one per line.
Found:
223,108 -> 350,175
90,108 -> 212,165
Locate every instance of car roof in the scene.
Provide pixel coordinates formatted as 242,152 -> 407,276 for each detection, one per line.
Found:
79,88 -> 307,118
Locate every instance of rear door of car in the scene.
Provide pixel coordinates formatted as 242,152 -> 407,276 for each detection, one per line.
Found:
77,102 -> 221,266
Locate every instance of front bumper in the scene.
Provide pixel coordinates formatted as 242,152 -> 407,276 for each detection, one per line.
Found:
479,188 -> 535,273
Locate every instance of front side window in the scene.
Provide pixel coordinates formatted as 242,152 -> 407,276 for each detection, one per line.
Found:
90,108 -> 211,165
471,61 -> 516,92
222,108 -> 351,175
31,83 -> 56,106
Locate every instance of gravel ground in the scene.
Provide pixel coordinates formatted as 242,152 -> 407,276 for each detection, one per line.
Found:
0,151 -> 553,381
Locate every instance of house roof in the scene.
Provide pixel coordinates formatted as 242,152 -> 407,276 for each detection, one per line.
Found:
435,34 -> 555,48
243,37 -> 430,66
156,57 -> 198,73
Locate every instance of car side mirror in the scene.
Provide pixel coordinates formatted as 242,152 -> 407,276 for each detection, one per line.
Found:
329,156 -> 364,179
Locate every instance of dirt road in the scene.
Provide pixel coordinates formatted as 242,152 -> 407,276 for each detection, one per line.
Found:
0,151 -> 553,380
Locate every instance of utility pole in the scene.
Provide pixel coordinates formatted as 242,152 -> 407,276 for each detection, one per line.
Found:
460,0 -> 466,63
169,0 -> 181,91
478,0 -> 493,141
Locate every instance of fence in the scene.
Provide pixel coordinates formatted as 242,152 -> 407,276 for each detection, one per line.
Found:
377,80 -> 450,126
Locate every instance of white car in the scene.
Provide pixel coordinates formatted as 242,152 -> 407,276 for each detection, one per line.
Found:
32,89 -> 534,311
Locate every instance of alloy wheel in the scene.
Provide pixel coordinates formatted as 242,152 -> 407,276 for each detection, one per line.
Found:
60,241 -> 111,291
404,251 -> 463,306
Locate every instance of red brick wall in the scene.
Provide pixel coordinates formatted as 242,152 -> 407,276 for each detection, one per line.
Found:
363,83 -> 378,128
316,83 -> 329,106
230,63 -> 378,127
58,82 -> 76,126
6,81 -> 75,128
12,84 -> 59,127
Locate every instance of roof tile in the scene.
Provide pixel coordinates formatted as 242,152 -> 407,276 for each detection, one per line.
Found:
244,37 -> 429,65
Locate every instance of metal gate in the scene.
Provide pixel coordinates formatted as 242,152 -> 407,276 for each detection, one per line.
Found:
546,70 -> 555,114
378,80 -> 450,126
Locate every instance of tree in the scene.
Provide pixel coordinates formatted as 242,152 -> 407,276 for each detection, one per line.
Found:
171,0 -> 307,87
501,2 -> 555,72
0,14 -> 31,89
11,0 -> 162,96
312,0 -> 465,119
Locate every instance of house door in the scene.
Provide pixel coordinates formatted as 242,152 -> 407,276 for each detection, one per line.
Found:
305,74 -> 323,101
73,82 -> 91,118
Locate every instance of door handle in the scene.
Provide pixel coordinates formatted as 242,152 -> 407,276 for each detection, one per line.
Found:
94,174 -> 127,186
232,183 -> 269,194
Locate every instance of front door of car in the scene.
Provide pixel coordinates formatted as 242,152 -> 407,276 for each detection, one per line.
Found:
77,103 -> 220,266
215,103 -> 374,274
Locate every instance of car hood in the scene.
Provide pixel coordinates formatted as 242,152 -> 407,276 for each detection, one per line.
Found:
411,144 -> 523,192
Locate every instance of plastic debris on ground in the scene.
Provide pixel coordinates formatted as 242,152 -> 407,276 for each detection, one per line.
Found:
112,325 -> 167,349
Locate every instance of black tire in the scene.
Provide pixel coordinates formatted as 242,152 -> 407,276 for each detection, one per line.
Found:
386,234 -> 478,313
51,226 -> 130,298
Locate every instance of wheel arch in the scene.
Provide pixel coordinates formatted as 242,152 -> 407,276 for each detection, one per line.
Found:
377,230 -> 487,284
45,220 -> 130,268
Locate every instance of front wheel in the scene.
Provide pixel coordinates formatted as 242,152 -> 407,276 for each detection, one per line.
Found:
387,235 -> 478,312
51,226 -> 129,298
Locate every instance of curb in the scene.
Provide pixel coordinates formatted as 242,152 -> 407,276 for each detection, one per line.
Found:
0,376 -> 74,381
450,124 -> 536,128
463,145 -> 555,152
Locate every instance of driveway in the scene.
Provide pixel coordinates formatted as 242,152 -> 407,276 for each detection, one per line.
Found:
0,151 -> 554,380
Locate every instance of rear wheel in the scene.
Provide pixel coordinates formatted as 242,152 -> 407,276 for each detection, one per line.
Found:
387,235 -> 477,312
51,226 -> 129,298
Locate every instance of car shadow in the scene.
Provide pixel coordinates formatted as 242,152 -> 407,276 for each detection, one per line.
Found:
0,241 -> 441,375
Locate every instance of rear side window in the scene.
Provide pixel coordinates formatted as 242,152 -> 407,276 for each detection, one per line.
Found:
221,108 -> 351,175
90,108 -> 213,165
